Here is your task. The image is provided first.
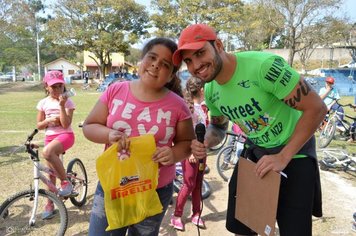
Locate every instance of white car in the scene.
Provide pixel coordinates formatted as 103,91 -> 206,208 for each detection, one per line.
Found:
338,61 -> 355,68
0,72 -> 12,81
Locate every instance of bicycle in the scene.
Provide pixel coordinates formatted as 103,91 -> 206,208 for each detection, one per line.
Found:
209,134 -> 228,151
0,129 -> 88,236
216,131 -> 246,182
319,148 -> 356,172
173,162 -> 211,199
318,101 -> 356,148
82,83 -> 91,90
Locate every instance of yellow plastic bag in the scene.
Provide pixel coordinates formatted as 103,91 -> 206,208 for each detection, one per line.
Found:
96,134 -> 163,231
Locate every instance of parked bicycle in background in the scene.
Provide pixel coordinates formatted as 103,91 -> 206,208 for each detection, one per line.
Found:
216,131 -> 246,182
319,148 -> 356,172
318,101 -> 356,148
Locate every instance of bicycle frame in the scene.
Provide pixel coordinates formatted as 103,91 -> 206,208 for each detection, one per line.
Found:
25,131 -> 82,226
320,149 -> 356,172
27,140 -> 63,225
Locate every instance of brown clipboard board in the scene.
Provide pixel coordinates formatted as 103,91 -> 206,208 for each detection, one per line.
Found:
235,158 -> 281,236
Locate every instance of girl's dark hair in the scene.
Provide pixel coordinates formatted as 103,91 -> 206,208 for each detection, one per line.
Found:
141,37 -> 183,97
185,76 -> 205,99
183,76 -> 205,115
183,89 -> 194,114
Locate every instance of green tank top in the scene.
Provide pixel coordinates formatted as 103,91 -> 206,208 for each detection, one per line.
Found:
205,51 -> 302,148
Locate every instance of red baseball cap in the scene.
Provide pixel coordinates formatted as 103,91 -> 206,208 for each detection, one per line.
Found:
173,24 -> 217,66
325,76 -> 335,84
44,71 -> 64,86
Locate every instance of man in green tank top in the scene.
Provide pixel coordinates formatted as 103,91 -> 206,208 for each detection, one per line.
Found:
173,24 -> 327,236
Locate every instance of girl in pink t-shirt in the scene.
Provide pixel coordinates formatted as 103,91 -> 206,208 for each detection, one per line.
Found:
83,38 -> 195,236
36,71 -> 75,219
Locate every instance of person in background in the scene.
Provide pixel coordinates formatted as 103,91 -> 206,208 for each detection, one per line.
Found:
36,70 -> 75,219
171,76 -> 207,231
82,37 -> 195,236
319,76 -> 345,131
83,71 -> 89,84
347,101 -> 356,143
173,24 -> 327,236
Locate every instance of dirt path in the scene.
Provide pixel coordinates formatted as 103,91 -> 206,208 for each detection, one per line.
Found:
158,150 -> 356,236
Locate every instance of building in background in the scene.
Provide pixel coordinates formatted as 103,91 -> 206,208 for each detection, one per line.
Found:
44,58 -> 80,79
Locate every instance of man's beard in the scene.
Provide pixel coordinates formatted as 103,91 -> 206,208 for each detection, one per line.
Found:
206,49 -> 223,83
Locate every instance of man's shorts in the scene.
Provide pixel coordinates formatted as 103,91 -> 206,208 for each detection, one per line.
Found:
226,157 -> 317,236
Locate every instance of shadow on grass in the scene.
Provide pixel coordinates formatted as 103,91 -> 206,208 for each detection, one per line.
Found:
0,143 -> 44,167
0,82 -> 43,95
66,193 -> 94,235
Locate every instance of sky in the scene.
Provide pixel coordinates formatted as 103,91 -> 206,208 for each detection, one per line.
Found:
133,0 -> 356,48
135,0 -> 356,21
339,0 -> 356,21
44,0 -> 356,49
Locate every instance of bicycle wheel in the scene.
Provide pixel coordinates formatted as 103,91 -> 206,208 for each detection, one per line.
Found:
66,158 -> 88,207
209,134 -> 227,151
318,118 -> 336,148
216,145 -> 238,182
0,189 -> 68,236
173,174 -> 211,200
201,179 -> 211,199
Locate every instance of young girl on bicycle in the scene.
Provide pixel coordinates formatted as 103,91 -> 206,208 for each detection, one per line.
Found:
36,70 -> 75,219
171,76 -> 207,231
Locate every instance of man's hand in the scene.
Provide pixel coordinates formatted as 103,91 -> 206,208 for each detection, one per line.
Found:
255,153 -> 291,178
191,139 -> 207,159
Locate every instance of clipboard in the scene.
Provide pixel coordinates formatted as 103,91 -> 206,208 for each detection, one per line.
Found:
235,158 -> 281,236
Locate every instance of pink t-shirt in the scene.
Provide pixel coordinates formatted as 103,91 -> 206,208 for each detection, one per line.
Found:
192,102 -> 208,127
36,96 -> 75,136
100,81 -> 192,188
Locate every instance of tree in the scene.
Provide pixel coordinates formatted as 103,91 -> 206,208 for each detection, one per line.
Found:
45,0 -> 150,78
150,0 -> 244,46
0,0 -> 45,73
257,0 -> 342,66
150,0 -> 284,52
329,21 -> 356,64
125,47 -> 141,66
297,24 -> 321,73
228,2 -> 282,51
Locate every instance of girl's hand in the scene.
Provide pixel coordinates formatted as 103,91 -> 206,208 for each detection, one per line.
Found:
188,155 -> 198,164
59,95 -> 67,107
108,129 -> 129,147
45,116 -> 60,127
152,146 -> 174,166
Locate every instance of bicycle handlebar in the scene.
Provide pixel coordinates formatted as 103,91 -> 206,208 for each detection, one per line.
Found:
226,130 -> 247,140
27,129 -> 38,142
25,129 -> 39,159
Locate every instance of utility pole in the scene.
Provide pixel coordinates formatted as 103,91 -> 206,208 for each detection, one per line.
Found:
36,17 -> 41,81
